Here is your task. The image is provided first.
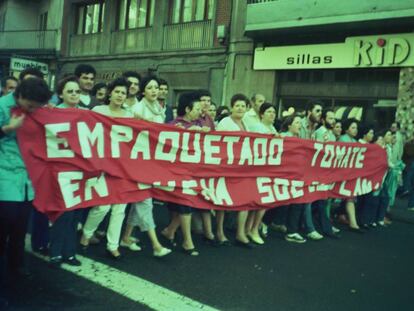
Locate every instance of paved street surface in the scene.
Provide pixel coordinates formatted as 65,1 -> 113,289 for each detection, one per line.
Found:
4,204 -> 414,311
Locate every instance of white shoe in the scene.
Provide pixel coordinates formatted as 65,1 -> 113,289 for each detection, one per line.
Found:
120,240 -> 141,251
153,247 -> 172,257
129,236 -> 139,243
285,233 -> 306,243
307,231 -> 324,240
332,226 -> 340,233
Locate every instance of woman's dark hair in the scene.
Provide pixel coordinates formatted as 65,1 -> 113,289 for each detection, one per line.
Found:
122,71 -> 141,81
19,68 -> 44,81
281,114 -> 300,132
139,75 -> 159,98
74,64 -> 96,78
357,123 -> 374,140
56,75 -> 79,97
342,117 -> 359,134
197,89 -> 211,98
177,92 -> 200,117
14,77 -> 52,104
91,82 -> 107,97
216,112 -> 230,123
105,78 -> 129,104
230,93 -> 249,108
259,102 -> 275,118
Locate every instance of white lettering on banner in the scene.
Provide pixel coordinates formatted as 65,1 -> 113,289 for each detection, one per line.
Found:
111,125 -> 133,158
222,136 -> 240,165
45,123 -> 75,158
239,137 -> 253,165
130,130 -> 151,159
77,122 -> 104,158
84,174 -> 109,201
312,143 -> 366,168
267,138 -> 283,165
155,131 -> 180,162
180,132 -> 201,163
253,138 -> 267,165
256,177 -> 305,204
203,135 -> 222,165
58,172 -> 109,208
137,178 -> 233,205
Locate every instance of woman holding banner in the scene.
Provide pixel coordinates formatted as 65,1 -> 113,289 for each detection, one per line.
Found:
120,76 -> 171,258
80,78 -> 132,259
162,91 -> 205,256
246,103 -> 278,245
338,118 -> 364,233
280,114 -> 307,243
216,94 -> 252,248
49,76 -> 86,267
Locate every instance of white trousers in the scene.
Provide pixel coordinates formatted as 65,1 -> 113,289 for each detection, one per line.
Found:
83,204 -> 126,251
126,198 -> 155,232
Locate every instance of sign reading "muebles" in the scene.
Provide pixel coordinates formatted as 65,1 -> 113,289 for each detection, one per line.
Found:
254,33 -> 414,70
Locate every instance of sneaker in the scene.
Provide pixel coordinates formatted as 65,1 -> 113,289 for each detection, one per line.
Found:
270,223 -> 287,233
307,231 -> 324,240
120,240 -> 142,251
64,256 -> 82,266
332,226 -> 341,233
153,247 -> 172,257
285,233 -> 306,243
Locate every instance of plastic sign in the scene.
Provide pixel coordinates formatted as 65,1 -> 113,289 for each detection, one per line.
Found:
10,57 -> 48,74
254,33 -> 414,70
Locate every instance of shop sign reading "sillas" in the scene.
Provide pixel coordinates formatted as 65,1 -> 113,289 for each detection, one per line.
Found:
254,33 -> 414,70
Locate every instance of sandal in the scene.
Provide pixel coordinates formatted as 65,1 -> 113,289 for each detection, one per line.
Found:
182,247 -> 199,256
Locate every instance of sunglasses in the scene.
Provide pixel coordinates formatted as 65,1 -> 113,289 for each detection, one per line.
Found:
66,90 -> 81,94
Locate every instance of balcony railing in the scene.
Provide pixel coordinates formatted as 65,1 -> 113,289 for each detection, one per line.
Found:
163,20 -> 212,50
0,30 -> 57,50
69,33 -> 109,57
111,27 -> 155,54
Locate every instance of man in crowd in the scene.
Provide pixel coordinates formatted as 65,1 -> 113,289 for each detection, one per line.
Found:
0,76 -> 18,97
74,64 -> 99,109
158,79 -> 173,122
197,89 -> 215,130
243,93 -> 266,130
122,71 -> 141,112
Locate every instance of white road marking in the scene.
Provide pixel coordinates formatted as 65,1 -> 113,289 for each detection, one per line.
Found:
26,239 -> 220,311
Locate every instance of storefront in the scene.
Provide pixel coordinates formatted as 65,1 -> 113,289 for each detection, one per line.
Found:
254,32 -> 413,127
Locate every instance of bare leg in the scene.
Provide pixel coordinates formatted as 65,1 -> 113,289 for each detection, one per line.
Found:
180,214 -> 195,250
216,211 -> 228,242
249,209 -> 266,244
201,211 -> 214,239
147,229 -> 164,252
346,201 -> 359,229
246,211 -> 255,235
121,224 -> 134,243
236,211 -> 249,243
162,212 -> 180,240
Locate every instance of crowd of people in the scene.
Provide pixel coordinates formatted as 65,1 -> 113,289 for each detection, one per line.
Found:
0,63 -> 411,307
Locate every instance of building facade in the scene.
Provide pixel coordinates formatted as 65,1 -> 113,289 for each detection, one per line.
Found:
243,0 -> 414,138
0,0 -> 64,85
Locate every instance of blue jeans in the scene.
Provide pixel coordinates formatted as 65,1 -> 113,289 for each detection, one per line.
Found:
303,203 -> 316,233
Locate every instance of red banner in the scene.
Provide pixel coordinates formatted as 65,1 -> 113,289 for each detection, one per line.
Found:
17,107 -> 388,218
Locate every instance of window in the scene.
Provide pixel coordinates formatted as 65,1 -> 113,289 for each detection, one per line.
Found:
169,0 -> 214,24
76,1 -> 105,35
118,0 -> 154,30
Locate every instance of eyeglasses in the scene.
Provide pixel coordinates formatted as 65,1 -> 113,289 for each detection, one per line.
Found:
66,90 -> 81,94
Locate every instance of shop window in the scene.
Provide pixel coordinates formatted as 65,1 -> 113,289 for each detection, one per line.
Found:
286,71 -> 297,82
169,0 -> 214,24
334,70 -> 348,82
76,1 -> 105,35
312,71 -> 324,82
118,0 -> 154,30
299,71 -> 310,82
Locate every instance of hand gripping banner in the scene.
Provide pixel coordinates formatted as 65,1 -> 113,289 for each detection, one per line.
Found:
17,107 -> 388,218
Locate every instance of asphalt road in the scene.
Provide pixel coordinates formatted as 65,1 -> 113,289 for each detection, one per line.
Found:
3,205 -> 414,311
